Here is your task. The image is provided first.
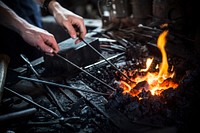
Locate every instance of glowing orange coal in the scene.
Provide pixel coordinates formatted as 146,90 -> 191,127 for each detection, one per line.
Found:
119,30 -> 179,98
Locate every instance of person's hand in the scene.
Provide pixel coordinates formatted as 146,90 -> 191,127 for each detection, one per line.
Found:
0,0 -> 60,56
20,23 -> 60,56
48,1 -> 87,44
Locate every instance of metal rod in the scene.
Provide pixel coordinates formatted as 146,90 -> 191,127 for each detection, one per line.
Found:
17,76 -> 111,95
0,54 -> 10,103
20,54 -> 39,77
54,53 -> 115,91
20,54 -> 66,113
0,108 -> 37,122
118,29 -> 154,39
138,24 -> 194,42
84,52 -> 125,69
4,87 -> 61,118
80,38 -> 135,84
138,24 -> 162,32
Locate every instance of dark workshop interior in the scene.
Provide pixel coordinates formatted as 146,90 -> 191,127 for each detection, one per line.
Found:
0,0 -> 200,133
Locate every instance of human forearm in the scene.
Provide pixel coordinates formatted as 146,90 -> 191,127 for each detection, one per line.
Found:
0,1 -> 31,35
34,0 -> 57,13
0,1 -> 60,54
35,0 -> 87,43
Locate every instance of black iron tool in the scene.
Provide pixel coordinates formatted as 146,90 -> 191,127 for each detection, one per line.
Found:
0,107 -> 37,122
0,54 -> 10,103
4,86 -> 61,119
18,75 -> 110,96
80,38 -> 135,84
20,54 -> 66,113
54,52 -> 115,91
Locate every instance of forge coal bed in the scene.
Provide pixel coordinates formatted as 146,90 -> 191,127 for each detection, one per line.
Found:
1,26 -> 200,133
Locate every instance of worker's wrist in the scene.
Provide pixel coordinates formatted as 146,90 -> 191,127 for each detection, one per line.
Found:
48,0 -> 60,14
43,0 -> 57,12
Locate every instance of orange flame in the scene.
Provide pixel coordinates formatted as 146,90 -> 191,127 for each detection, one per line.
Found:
119,30 -> 178,98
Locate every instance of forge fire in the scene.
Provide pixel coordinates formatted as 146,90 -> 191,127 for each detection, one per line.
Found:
118,28 -> 179,98
1,0 -> 200,133
1,22 -> 199,133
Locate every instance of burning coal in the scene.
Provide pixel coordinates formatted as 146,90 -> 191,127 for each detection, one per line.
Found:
118,29 -> 179,98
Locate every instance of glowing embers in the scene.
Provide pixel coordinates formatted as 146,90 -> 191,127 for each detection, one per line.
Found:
119,30 -> 179,98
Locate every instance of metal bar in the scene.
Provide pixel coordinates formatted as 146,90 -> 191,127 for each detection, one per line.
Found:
0,108 -> 37,122
20,54 -> 39,77
0,54 -> 10,103
80,38 -> 135,84
138,24 -> 162,32
17,76 -> 110,96
58,88 -> 78,102
72,80 -> 163,131
20,54 -> 66,113
84,52 -> 125,69
54,53 -> 115,91
70,80 -> 152,132
4,87 -> 61,119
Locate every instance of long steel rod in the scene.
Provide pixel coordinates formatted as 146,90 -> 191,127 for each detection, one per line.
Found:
84,52 -> 125,69
54,53 -> 115,91
0,108 -> 37,122
18,76 -> 110,95
4,87 -> 61,118
80,38 -> 134,84
0,54 -> 10,103
20,54 -> 66,113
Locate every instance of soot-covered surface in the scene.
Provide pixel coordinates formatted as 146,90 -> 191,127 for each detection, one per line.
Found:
1,24 -> 200,133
